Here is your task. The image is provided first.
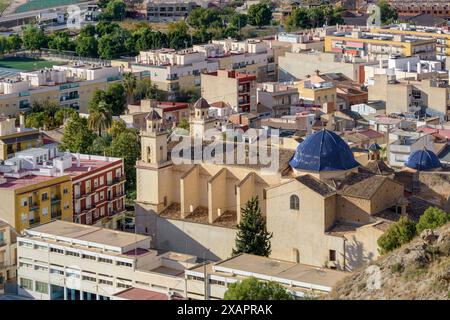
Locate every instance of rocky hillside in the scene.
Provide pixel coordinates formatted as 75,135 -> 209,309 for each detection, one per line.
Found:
327,224 -> 450,300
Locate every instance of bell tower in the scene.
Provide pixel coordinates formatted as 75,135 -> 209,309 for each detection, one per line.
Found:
141,109 -> 168,165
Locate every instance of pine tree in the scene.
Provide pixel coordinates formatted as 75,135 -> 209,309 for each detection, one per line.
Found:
233,197 -> 273,257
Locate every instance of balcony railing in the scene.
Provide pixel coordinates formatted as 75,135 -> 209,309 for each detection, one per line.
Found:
51,210 -> 62,219
51,196 -> 61,204
29,217 -> 41,227
108,176 -> 125,186
60,94 -> 79,102
29,203 -> 39,211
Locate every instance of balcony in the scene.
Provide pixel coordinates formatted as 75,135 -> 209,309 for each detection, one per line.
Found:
0,241 -> 6,248
51,210 -> 62,219
29,203 -> 39,211
29,217 -> 41,227
60,93 -> 79,102
108,176 -> 125,186
51,196 -> 61,204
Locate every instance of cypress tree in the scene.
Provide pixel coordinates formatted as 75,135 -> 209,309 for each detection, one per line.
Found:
233,197 -> 273,257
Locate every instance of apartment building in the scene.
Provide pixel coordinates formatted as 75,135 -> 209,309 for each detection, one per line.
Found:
369,26 -> 450,62
145,0 -> 200,22
201,70 -> 257,113
194,38 -> 281,82
368,74 -> 450,121
132,48 -> 219,95
364,55 -> 446,86
0,220 -> 17,288
0,115 -> 42,161
66,154 -> 126,229
297,78 -> 337,107
325,30 -> 437,62
257,82 -> 299,114
0,144 -> 126,232
0,62 -> 122,116
186,253 -> 348,300
16,220 -> 200,300
279,51 -> 367,84
388,1 -> 450,19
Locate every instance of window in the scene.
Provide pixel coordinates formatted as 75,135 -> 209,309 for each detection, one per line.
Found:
19,241 -> 33,248
117,283 -> 131,289
63,188 -> 69,194
82,254 -> 96,260
21,197 -> 28,206
50,247 -> 64,254
34,265 -> 48,272
100,176 -> 104,186
41,193 -> 48,201
19,262 -> 33,269
50,268 -> 64,275
34,244 -> 47,250
82,275 -> 96,282
66,250 -> 80,257
99,279 -> 113,286
94,179 -> 98,188
290,195 -> 299,210
329,250 -> 336,262
42,207 -> 48,217
116,261 -> 132,268
35,281 -> 48,294
98,257 -> 113,264
20,278 -> 33,290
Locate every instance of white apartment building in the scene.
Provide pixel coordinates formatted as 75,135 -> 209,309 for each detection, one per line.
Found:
388,130 -> 434,167
132,48 -> 219,93
0,63 -> 122,115
364,55 -> 446,86
17,220 -> 200,300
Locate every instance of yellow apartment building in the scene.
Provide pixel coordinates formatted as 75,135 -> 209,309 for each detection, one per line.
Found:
325,31 -> 437,61
0,116 -> 42,160
370,27 -> 450,61
0,174 -> 73,233
297,77 -> 337,106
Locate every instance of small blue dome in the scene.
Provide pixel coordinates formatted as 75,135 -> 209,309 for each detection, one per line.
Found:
405,148 -> 441,171
289,129 -> 360,172
368,143 -> 382,151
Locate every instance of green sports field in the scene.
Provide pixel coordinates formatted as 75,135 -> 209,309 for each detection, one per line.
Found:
0,57 -> 64,71
15,0 -> 88,13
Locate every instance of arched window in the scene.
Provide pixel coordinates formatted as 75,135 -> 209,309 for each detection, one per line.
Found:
290,195 -> 299,210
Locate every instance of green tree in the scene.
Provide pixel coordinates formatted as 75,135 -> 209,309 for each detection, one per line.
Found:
416,207 -> 450,234
167,21 -> 192,50
55,107 -> 77,125
224,277 -> 293,300
247,3 -> 272,28
123,72 -> 137,105
109,129 -> 141,193
377,216 -> 417,254
378,0 -> 398,24
79,24 -> 97,37
103,0 -> 126,21
188,8 -> 223,29
48,32 -> 75,52
285,7 -> 310,31
229,13 -> 248,29
59,114 -> 96,153
6,34 -> 22,52
177,118 -> 190,130
96,21 -> 121,37
88,100 -> 113,136
22,25 -> 48,52
233,197 -> 272,257
109,118 -> 127,138
75,35 -> 98,58
25,100 -> 62,130
105,83 -> 127,115
134,78 -> 166,101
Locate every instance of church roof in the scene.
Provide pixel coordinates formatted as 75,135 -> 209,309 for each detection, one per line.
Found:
405,148 -> 441,171
193,97 -> 210,109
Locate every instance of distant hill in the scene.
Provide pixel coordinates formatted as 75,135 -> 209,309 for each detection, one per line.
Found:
326,223 -> 450,300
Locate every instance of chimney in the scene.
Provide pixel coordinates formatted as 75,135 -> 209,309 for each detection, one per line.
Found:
19,114 -> 25,129
76,152 -> 80,167
417,62 -> 421,73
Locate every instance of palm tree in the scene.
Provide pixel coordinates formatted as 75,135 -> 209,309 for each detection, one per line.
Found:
123,72 -> 137,106
88,101 -> 112,137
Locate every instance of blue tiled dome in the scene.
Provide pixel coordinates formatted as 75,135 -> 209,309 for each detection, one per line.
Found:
405,148 -> 441,171
289,129 -> 360,172
368,143 -> 382,151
